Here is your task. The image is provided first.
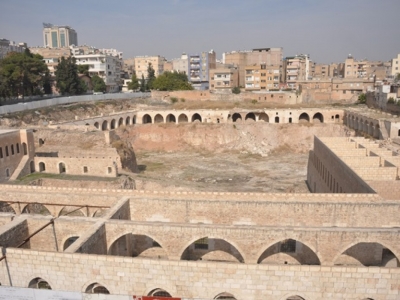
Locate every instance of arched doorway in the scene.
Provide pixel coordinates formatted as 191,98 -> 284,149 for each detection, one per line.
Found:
257,239 -> 320,265
299,113 -> 310,123
232,113 -> 242,122
59,162 -> 66,174
191,113 -> 202,123
154,114 -> 164,123
245,112 -> 256,121
28,278 -> 51,290
30,161 -> 35,173
178,114 -> 188,123
313,112 -> 324,123
101,120 -> 108,131
259,113 -> 269,122
142,114 -> 152,124
110,119 -> 116,129
275,116 -> 279,123
166,114 -> 176,123
22,142 -> 27,155
126,116 -> 130,125
118,117 -> 124,127
39,162 -> 46,172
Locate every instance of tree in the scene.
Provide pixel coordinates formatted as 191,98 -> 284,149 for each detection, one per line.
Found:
91,75 -> 106,93
357,93 -> 366,104
232,86 -> 241,94
0,49 -> 50,100
152,71 -> 193,91
127,71 -> 139,91
146,63 -> 156,90
77,64 -> 90,76
55,56 -> 87,95
140,74 -> 146,92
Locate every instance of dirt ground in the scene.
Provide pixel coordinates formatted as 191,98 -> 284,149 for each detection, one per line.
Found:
134,150 -> 310,193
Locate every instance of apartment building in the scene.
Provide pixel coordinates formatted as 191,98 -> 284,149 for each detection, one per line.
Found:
134,55 -> 166,79
122,58 -> 135,79
344,55 -> 385,80
392,53 -> 400,77
283,54 -> 310,89
244,64 -> 280,91
0,39 -> 27,59
309,62 -> 330,79
171,53 -> 189,74
209,65 -> 239,91
42,23 -> 78,48
223,48 -> 283,86
188,50 -> 216,90
72,46 -> 123,93
29,47 -> 71,76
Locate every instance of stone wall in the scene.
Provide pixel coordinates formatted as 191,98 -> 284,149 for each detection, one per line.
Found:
0,248 -> 399,299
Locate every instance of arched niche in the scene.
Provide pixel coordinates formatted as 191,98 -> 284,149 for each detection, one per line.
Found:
28,277 -> 51,290
299,112 -> 310,123
22,203 -> 51,216
257,239 -> 320,265
85,282 -> 110,294
180,237 -> 244,263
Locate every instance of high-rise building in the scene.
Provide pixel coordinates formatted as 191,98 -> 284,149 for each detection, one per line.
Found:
188,50 -> 216,90
42,23 -> 78,48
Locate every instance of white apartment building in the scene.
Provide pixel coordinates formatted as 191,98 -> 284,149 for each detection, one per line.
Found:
392,54 -> 400,77
172,53 -> 189,74
0,39 -> 27,59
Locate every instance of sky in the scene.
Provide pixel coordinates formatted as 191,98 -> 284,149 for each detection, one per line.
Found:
1,0 -> 399,64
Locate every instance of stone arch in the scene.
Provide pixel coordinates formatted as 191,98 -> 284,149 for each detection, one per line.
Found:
30,160 -> 35,173
0,201 -> 16,214
22,203 -> 51,216
108,233 -> 168,259
93,208 -> 107,218
299,112 -> 310,123
154,114 -> 164,123
59,206 -> 85,217
180,236 -> 245,263
178,113 -> 188,123
118,117 -> 124,127
245,112 -> 256,121
38,162 -> 46,172
259,112 -> 269,122
58,162 -> 66,174
166,114 -> 176,123
312,112 -> 324,123
28,277 -> 52,290
94,122 -> 99,129
84,282 -> 110,294
63,236 -> 79,250
143,114 -> 152,124
101,120 -> 108,131
232,113 -> 242,122
191,113 -> 202,123
333,242 -> 399,267
22,142 -> 27,155
110,119 -> 116,129
126,116 -> 130,125
214,292 -> 237,299
148,288 -> 172,297
257,238 -> 321,265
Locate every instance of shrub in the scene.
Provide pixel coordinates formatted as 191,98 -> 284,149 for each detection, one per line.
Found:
170,97 -> 178,104
231,86 -> 241,94
180,98 -> 185,102
251,99 -> 257,104
387,97 -> 395,104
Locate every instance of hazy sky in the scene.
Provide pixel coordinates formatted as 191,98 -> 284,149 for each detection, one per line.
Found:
1,0 -> 399,64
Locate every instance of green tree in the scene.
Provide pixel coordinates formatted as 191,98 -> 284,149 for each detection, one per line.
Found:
0,49 -> 50,100
357,93 -> 366,104
127,71 -> 139,91
152,71 -> 193,91
231,86 -> 241,94
91,75 -> 106,93
77,64 -> 90,75
140,74 -> 146,92
55,56 -> 87,95
146,63 -> 156,90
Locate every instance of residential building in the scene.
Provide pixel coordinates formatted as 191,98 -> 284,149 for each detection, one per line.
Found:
309,62 -> 330,79
122,58 -> 135,79
209,65 -> 239,91
344,55 -> 385,80
283,54 -> 310,89
392,54 -> 400,77
188,50 -> 216,90
244,64 -> 280,91
72,46 -> 123,93
171,53 -> 189,74
29,47 -> 71,76
0,39 -> 27,59
134,55 -> 166,79
223,48 -> 283,86
42,23 -> 78,48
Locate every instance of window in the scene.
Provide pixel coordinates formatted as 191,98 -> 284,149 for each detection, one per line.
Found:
11,145 -> 14,155
5,169 -> 10,178
194,237 -> 208,249
107,167 -> 112,174
83,166 -> 88,173
5,146 -> 9,157
280,239 -> 296,253
0,147 -> 2,158
16,143 -> 20,153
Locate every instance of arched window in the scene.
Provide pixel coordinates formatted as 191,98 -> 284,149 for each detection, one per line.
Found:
149,288 -> 172,298
94,122 -> 100,129
232,113 -> 242,122
214,292 -> 237,299
11,144 -> 14,155
30,161 -> 35,173
142,114 -> 152,124
110,119 -> 116,129
63,236 -> 79,250
101,120 -> 108,131
39,162 -> 46,172
22,143 -> 27,155
28,278 -> 51,290
191,113 -> 202,123
59,162 -> 66,174
85,283 -> 110,294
